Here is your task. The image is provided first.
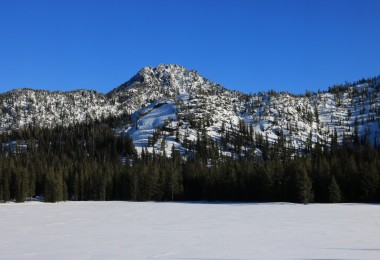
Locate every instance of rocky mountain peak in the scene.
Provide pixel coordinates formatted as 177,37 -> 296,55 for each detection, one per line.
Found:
108,64 -> 218,96
1,66 -> 379,159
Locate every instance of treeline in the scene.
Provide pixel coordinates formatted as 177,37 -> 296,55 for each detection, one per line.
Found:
0,121 -> 379,203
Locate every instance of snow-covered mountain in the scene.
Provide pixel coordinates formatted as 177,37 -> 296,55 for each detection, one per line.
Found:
1,64 -> 380,156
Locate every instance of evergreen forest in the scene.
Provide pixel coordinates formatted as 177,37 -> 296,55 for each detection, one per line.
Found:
0,116 -> 379,204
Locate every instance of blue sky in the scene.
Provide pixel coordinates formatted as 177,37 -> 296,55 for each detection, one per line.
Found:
1,0 -> 380,94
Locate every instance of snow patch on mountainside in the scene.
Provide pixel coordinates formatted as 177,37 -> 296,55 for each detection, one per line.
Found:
123,100 -> 179,155
1,64 -> 380,157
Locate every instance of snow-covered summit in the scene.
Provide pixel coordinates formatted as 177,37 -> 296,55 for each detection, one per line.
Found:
1,64 -> 380,158
109,64 -> 225,96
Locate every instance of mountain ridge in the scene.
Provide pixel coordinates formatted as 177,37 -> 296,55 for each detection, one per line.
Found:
1,64 -> 380,158
108,64 -> 226,95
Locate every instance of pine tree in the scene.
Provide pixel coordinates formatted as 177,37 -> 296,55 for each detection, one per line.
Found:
0,165 -> 3,202
2,171 -> 10,202
359,162 -> 379,201
328,175 -> 341,203
296,164 -> 314,204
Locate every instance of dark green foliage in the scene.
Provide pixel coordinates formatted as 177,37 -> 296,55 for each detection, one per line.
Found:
359,162 -> 379,202
0,115 -> 379,203
328,176 -> 341,203
296,164 -> 314,204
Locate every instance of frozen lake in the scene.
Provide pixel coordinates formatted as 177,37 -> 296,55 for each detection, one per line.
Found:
0,202 -> 379,259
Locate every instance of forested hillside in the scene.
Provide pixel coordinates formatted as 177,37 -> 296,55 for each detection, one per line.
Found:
1,65 -> 380,158
0,65 -> 380,203
0,119 -> 379,203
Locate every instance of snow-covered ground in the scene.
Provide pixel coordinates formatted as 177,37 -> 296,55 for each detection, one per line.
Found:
0,202 -> 379,260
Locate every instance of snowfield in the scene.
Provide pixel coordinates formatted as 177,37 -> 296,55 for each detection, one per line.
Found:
0,202 -> 379,260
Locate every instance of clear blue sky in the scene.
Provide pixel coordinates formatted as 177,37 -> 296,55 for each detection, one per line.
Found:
1,0 -> 380,94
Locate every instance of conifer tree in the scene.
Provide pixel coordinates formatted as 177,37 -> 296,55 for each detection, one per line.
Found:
328,175 -> 341,203
2,171 -> 10,202
0,167 -> 4,202
296,164 -> 314,204
359,163 -> 379,201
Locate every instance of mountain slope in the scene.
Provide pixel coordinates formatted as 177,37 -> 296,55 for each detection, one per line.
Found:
1,64 -> 380,157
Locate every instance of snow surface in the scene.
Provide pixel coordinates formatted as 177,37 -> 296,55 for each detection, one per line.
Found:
126,100 -> 179,155
1,202 -> 380,260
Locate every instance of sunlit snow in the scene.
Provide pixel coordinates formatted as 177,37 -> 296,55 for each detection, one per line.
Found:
1,202 -> 379,259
